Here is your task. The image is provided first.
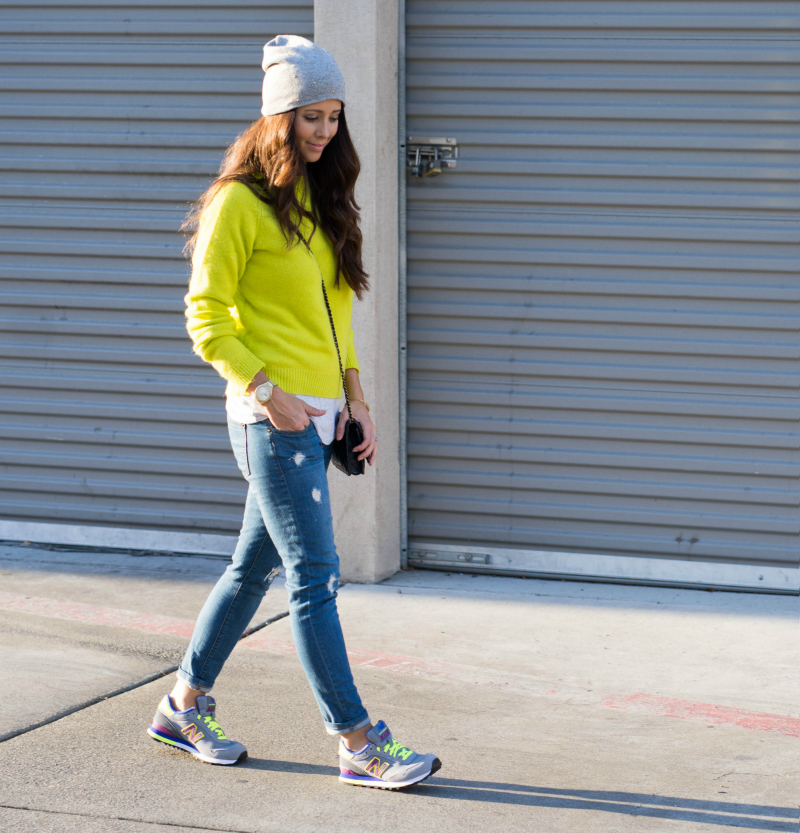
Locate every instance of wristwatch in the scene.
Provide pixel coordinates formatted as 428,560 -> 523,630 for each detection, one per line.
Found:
254,381 -> 274,405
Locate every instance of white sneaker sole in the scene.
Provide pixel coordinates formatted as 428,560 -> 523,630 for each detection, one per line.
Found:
338,759 -> 441,789
147,726 -> 247,766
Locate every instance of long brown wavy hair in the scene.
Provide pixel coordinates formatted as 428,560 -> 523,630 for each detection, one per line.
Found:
182,108 -> 369,299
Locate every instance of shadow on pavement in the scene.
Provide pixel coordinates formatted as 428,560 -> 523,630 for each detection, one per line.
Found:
243,759 -> 797,831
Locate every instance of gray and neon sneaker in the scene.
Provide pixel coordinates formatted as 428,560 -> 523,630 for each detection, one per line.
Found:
147,694 -> 247,765
338,720 -> 441,789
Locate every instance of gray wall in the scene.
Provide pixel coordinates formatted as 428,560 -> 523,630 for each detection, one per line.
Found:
1,1 -> 797,587
405,1 -> 799,574
0,2 -> 313,535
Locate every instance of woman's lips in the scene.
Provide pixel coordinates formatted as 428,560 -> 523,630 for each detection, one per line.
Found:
308,143 -> 325,151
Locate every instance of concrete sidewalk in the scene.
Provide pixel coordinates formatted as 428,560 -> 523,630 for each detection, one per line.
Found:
0,541 -> 797,832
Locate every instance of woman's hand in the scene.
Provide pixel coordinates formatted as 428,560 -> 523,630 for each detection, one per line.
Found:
267,386 -> 325,431
246,372 -> 325,432
337,400 -> 377,466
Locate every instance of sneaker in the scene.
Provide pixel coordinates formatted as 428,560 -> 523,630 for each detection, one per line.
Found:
147,694 -> 247,765
338,720 -> 441,789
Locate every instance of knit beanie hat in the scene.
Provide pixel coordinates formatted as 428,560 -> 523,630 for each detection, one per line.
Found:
261,35 -> 346,117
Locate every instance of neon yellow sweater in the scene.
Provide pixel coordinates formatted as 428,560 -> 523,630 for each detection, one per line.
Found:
184,180 -> 359,398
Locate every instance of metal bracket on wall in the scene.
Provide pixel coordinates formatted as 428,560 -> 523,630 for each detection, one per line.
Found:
410,549 -> 491,567
406,137 -> 458,177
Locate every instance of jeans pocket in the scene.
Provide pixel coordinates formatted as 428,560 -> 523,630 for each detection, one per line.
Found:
227,421 -> 251,479
268,419 -> 315,437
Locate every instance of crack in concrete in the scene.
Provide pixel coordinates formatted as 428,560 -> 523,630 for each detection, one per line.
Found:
0,804 -> 255,832
0,665 -> 180,745
0,611 -> 289,745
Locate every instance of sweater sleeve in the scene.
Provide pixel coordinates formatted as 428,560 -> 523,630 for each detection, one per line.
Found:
184,184 -> 266,395
345,327 -> 360,372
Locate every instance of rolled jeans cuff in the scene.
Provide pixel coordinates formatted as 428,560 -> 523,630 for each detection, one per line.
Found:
324,713 -> 372,736
175,667 -> 214,694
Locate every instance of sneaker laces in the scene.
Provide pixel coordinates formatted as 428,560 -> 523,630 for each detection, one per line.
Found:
201,714 -> 227,739
380,739 -> 414,761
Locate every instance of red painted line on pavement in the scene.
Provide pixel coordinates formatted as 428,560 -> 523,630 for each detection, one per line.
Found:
602,693 -> 800,737
0,592 -> 196,639
241,633 -> 453,677
240,633 -> 800,738
239,635 -> 297,656
3,592 -> 798,737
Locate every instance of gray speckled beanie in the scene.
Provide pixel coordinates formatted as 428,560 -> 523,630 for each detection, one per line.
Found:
261,35 -> 346,117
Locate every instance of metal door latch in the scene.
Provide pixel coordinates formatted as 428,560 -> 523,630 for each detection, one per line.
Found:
409,550 -> 491,566
406,137 -> 458,177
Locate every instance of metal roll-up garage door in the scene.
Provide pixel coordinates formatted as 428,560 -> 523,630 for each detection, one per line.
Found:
404,2 -> 799,591
0,2 -> 313,546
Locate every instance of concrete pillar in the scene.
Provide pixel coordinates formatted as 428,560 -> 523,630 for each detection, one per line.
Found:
315,1 -> 401,583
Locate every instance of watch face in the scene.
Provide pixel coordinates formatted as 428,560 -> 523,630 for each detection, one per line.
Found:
256,384 -> 272,404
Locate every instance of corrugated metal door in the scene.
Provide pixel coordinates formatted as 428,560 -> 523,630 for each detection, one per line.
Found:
0,2 -> 313,537
405,2 -> 799,589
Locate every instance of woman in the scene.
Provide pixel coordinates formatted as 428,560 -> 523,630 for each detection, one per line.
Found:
145,35 -> 440,790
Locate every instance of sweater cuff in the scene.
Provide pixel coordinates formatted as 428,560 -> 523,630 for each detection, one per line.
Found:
205,338 -> 265,396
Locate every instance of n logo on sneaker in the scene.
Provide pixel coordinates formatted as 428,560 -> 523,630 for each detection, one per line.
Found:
181,724 -> 205,743
364,757 -> 390,778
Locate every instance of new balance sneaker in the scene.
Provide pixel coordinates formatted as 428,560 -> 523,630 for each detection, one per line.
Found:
147,694 -> 247,765
338,720 -> 441,789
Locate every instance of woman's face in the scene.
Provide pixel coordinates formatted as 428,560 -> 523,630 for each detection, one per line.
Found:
294,99 -> 342,163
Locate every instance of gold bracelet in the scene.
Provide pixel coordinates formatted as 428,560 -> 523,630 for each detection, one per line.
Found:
351,398 -> 370,412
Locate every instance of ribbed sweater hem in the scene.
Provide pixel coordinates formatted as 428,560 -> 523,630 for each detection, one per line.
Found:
225,365 -> 347,399
224,352 -> 268,396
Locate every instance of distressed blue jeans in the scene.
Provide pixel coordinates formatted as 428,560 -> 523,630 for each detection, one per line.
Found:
176,416 -> 371,736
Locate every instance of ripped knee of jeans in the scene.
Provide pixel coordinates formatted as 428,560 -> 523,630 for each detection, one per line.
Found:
326,572 -> 338,596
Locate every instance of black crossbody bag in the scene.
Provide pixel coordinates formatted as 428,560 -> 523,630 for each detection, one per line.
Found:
300,235 -> 365,476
